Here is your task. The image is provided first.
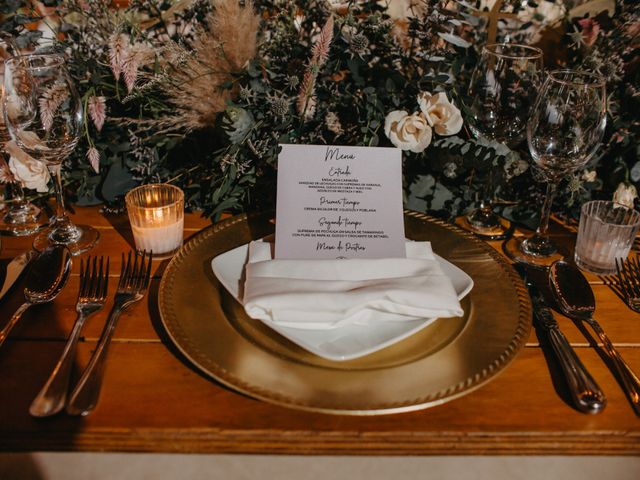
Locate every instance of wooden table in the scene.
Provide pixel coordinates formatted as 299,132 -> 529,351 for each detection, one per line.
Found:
0,206 -> 638,455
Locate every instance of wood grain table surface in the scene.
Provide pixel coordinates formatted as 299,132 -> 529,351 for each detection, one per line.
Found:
0,206 -> 638,455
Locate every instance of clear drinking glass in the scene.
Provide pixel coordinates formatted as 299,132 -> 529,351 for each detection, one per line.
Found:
0,34 -> 44,236
125,184 -> 184,258
463,43 -> 543,239
504,70 -> 608,266
2,53 -> 99,254
574,201 -> 640,275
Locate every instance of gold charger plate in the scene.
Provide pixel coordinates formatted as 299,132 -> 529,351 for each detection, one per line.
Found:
158,211 -> 531,415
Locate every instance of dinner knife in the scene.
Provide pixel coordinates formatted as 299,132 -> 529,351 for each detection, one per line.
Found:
0,251 -> 35,301
517,265 -> 607,414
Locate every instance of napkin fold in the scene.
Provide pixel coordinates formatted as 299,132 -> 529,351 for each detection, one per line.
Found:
242,240 -> 464,330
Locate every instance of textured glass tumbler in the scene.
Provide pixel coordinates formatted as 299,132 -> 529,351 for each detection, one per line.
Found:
125,184 -> 184,257
574,201 -> 640,275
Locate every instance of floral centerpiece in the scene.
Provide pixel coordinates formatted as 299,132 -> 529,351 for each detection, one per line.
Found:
0,0 -> 638,225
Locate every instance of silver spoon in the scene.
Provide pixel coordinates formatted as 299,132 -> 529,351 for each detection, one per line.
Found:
0,246 -> 72,349
549,260 -> 640,416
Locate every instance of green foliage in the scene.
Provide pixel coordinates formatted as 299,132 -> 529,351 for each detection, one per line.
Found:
1,0 -> 638,222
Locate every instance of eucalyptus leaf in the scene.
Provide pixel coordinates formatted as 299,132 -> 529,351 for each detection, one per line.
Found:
437,33 -> 471,49
459,12 -> 482,27
406,175 -> 454,212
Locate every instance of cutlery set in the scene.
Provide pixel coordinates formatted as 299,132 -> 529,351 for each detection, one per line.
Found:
0,248 -> 152,417
518,265 -> 606,415
0,242 -> 638,417
521,258 -> 640,416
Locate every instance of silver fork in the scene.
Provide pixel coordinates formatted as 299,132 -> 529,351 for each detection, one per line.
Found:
607,257 -> 640,313
66,250 -> 152,416
29,256 -> 109,417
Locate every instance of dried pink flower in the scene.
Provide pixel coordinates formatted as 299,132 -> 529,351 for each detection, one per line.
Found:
122,44 -> 154,93
109,33 -> 130,81
297,16 -> 334,119
87,147 -> 100,174
38,83 -> 68,131
123,56 -> 139,93
311,15 -> 334,66
297,71 -> 315,116
88,96 -> 106,131
578,18 -> 600,47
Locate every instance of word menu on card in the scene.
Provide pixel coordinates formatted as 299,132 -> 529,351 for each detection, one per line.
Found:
275,144 -> 405,259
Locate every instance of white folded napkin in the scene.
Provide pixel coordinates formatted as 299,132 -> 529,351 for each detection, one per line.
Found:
242,240 -> 464,330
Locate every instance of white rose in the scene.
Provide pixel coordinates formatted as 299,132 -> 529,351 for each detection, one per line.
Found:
384,110 -> 432,153
613,183 -> 638,209
418,92 -> 463,136
4,140 -> 50,193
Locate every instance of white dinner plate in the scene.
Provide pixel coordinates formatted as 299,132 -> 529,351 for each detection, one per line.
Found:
211,243 -> 473,361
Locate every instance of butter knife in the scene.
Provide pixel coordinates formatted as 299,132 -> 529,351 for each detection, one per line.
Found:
0,251 -> 34,301
519,267 -> 606,414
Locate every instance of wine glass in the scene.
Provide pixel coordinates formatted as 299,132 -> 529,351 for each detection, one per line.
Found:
0,35 -> 44,236
504,70 -> 607,266
463,43 -> 543,239
3,53 -> 99,254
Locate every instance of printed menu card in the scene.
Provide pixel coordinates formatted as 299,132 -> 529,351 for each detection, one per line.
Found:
275,144 -> 405,259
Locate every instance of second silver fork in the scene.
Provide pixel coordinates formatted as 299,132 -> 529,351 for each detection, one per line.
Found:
30,256 -> 109,417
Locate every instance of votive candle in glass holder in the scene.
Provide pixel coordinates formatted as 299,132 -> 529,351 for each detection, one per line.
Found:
125,184 -> 184,257
574,200 -> 640,275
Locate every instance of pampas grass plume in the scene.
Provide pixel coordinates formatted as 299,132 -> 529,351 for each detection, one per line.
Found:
152,0 -> 260,133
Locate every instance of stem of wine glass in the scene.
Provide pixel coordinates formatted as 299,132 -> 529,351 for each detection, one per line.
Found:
483,168 -> 498,211
47,164 -> 80,244
521,181 -> 559,257
537,182 -> 557,237
466,169 -> 502,230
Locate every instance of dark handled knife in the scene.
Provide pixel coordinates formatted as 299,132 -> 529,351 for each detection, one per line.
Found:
517,265 -> 607,414
0,251 -> 35,301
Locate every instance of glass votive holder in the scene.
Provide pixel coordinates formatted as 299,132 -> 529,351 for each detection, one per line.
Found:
574,200 -> 640,275
125,184 -> 184,258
